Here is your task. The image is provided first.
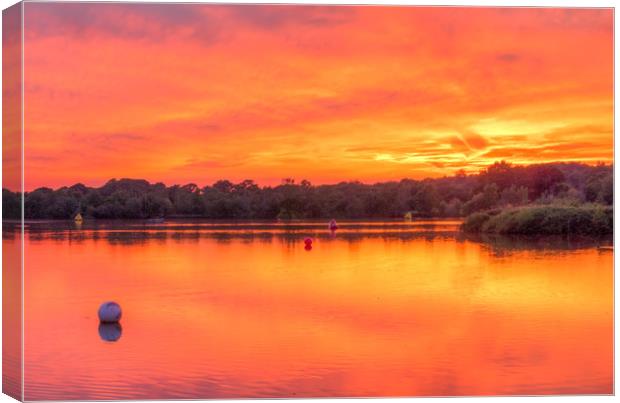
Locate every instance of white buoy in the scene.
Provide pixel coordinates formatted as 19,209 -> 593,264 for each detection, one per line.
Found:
98,301 -> 122,323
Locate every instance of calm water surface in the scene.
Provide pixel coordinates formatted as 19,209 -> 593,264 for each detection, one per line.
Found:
6,220 -> 613,399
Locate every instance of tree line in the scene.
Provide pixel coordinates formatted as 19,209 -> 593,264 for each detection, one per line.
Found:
2,161 -> 612,220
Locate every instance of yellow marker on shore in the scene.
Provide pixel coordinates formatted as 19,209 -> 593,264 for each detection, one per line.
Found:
74,212 -> 83,223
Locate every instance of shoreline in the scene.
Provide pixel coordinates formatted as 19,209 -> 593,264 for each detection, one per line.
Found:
461,204 -> 613,236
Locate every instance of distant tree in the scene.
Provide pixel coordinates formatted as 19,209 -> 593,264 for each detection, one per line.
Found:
462,184 -> 499,215
411,183 -> 440,216
213,180 -> 233,193
2,189 -> 20,219
525,165 -> 565,200
585,172 -> 613,205
600,173 -> 613,204
441,198 -> 463,217
47,195 -> 79,219
234,180 -> 259,192
482,161 -> 515,191
24,188 -> 54,219
500,185 -> 529,207
9,161 -> 612,220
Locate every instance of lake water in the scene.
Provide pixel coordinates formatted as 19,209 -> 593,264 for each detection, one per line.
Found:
4,220 -> 614,399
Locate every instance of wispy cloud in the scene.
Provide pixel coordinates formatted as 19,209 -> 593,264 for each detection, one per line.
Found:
22,4 -> 613,189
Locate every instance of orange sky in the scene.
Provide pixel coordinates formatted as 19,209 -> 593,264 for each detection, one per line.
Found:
21,4 -> 613,190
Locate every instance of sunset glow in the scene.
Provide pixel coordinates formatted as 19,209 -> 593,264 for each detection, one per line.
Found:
22,4 -> 613,190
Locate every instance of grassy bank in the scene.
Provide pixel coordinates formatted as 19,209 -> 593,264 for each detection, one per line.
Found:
461,204 -> 613,235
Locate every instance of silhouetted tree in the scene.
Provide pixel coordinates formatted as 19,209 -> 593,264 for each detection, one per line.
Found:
3,162 -> 612,220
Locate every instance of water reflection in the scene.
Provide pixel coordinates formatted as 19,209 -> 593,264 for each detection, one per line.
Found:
23,230 -> 613,252
21,219 -> 466,246
19,220 -> 613,399
98,323 -> 122,342
462,232 -> 612,254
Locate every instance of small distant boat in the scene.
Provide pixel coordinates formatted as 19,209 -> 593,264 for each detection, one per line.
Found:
74,212 -> 83,223
598,246 -> 613,252
147,217 -> 165,224
328,219 -> 338,231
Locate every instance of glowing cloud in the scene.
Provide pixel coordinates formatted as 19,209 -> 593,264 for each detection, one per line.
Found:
21,4 -> 613,190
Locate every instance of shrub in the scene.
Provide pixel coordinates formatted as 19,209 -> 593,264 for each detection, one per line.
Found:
461,212 -> 491,233
462,204 -> 613,235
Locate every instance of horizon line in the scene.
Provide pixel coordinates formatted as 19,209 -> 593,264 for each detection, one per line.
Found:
8,160 -> 614,193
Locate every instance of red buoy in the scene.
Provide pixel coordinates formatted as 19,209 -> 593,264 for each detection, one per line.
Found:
304,237 -> 313,245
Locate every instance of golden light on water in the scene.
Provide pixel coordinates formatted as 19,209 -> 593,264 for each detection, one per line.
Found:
17,224 -> 613,399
